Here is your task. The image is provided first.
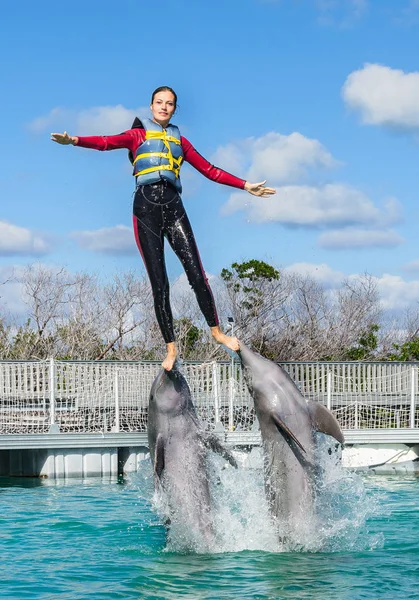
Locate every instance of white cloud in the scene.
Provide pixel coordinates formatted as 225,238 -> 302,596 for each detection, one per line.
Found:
248,132 -> 339,183
222,183 -> 400,228
28,105 -> 149,135
376,274 -> 419,310
285,262 -> 419,311
71,225 -> 137,255
0,265 -> 31,316
0,284 -> 26,315
284,262 -> 345,287
0,221 -> 51,256
342,63 -> 419,130
212,132 -> 338,186
318,228 -> 404,249
76,105 -> 148,135
219,131 -> 403,239
171,271 -> 223,298
211,142 -> 249,176
28,107 -> 71,134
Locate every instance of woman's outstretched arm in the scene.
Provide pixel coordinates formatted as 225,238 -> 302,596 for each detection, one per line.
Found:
51,130 -> 143,153
182,136 -> 276,196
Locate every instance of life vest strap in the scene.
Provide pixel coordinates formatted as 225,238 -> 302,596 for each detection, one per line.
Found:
134,151 -> 167,164
135,163 -> 182,177
145,131 -> 181,145
134,129 -> 183,178
133,152 -> 183,165
134,153 -> 183,178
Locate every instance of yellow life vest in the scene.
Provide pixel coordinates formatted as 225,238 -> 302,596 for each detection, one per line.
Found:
133,118 -> 184,192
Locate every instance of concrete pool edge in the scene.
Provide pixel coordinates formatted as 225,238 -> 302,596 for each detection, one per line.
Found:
0,431 -> 418,477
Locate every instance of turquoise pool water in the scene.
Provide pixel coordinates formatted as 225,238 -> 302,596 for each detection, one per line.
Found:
0,462 -> 418,599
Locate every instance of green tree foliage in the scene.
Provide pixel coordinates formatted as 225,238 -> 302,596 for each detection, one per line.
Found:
221,259 -> 280,320
221,259 -> 279,287
344,324 -> 379,360
387,338 -> 419,361
174,317 -> 203,359
55,323 -> 104,360
221,259 -> 282,353
9,319 -> 56,359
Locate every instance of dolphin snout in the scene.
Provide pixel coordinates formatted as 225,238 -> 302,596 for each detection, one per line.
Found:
237,342 -> 254,367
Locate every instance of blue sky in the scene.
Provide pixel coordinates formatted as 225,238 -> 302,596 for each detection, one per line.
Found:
1,0 -> 419,314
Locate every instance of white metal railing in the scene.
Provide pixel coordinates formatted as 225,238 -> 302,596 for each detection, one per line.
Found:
0,360 -> 417,435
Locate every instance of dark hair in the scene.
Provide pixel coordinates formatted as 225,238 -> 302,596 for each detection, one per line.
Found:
151,86 -> 178,109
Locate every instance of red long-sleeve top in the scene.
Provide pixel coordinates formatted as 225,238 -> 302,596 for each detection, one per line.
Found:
76,129 -> 246,190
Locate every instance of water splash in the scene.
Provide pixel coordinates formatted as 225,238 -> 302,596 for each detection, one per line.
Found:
304,436 -> 383,552
210,446 -> 381,554
137,451 -> 219,554
210,455 -> 280,553
139,440 -> 382,555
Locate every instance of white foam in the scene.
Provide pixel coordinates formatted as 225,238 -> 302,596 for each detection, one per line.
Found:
138,441 -> 382,554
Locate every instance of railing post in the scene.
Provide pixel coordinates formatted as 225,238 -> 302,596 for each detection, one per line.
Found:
113,370 -> 120,433
212,363 -> 220,426
327,370 -> 332,411
49,358 -> 59,433
228,359 -> 235,431
410,366 -> 416,429
354,397 -> 359,430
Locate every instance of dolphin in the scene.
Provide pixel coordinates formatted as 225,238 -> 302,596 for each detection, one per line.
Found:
147,367 -> 237,550
237,343 -> 344,540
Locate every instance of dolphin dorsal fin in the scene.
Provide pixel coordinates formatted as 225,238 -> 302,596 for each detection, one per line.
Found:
271,413 -> 306,453
307,401 -> 345,444
154,434 -> 165,479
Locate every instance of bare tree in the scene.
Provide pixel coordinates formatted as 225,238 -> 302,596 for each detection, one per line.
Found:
273,272 -> 333,360
55,273 -> 105,359
0,260 -> 398,362
220,268 -> 382,362
331,274 -> 381,358
0,272 -> 14,358
20,265 -> 78,358
96,271 -> 153,360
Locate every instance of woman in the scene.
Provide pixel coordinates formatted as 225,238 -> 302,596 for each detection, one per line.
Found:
51,86 -> 275,370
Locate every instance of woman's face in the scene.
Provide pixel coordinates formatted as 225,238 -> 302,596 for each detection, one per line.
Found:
150,91 -> 176,127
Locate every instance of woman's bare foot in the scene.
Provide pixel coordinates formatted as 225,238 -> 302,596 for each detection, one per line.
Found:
162,342 -> 177,371
210,326 -> 240,352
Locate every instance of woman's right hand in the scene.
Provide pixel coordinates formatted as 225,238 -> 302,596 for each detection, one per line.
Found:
50,131 -> 78,145
244,180 -> 276,197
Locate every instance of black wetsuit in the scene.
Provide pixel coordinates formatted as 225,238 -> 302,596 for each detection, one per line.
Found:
132,180 -> 219,343
75,124 -> 245,345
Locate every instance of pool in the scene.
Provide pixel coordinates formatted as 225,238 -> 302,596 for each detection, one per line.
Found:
0,460 -> 418,599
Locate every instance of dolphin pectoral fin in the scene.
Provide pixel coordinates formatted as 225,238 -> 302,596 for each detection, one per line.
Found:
271,413 -> 306,453
307,401 -> 345,444
202,433 -> 238,468
154,435 -> 165,479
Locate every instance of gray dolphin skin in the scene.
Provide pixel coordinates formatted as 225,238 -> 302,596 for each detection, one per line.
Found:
237,343 -> 344,536
148,367 -> 237,549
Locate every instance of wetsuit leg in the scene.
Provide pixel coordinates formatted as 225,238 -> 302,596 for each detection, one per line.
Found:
163,201 -> 219,328
132,185 -> 175,343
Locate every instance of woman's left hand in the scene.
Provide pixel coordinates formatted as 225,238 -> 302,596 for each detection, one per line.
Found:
244,181 -> 276,197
